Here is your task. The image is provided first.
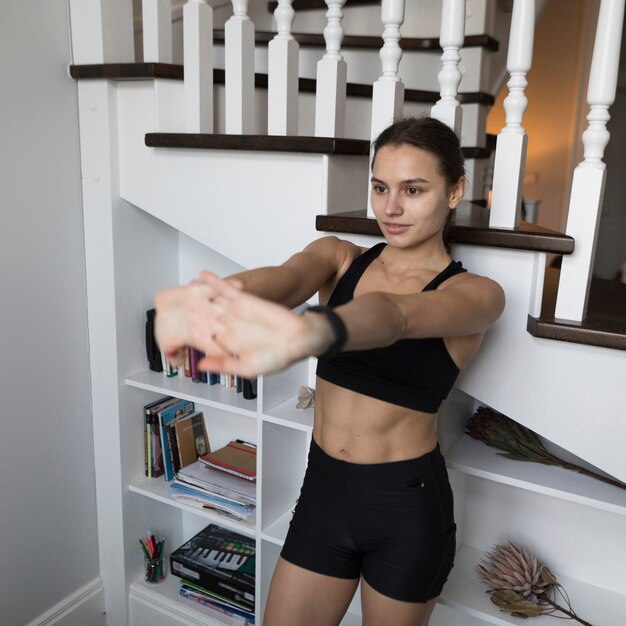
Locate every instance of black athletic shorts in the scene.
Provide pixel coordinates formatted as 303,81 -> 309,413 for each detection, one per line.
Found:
281,437 -> 456,603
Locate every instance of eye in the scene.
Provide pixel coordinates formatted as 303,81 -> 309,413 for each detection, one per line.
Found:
372,184 -> 387,194
406,187 -> 420,196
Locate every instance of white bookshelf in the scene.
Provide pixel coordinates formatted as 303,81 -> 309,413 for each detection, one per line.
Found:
446,435 -> 626,516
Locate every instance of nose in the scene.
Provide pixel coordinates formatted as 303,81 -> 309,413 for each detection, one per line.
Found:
383,192 -> 403,216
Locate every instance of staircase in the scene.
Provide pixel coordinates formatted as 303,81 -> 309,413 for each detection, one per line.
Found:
68,1 -> 626,625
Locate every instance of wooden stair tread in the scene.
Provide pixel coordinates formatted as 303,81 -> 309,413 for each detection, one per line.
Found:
527,268 -> 626,351
68,63 -> 495,106
213,30 -> 499,53
144,132 -> 492,159
145,133 -> 370,155
268,0 -> 377,11
315,205 -> 575,255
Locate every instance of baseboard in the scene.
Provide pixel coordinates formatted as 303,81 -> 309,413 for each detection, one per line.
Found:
26,578 -> 105,626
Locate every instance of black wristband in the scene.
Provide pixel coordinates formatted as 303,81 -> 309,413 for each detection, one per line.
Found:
304,305 -> 348,360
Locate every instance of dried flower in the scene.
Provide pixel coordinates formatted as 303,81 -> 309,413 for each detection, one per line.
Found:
467,407 -> 626,491
475,543 -> 593,625
296,385 -> 315,409
475,542 -> 552,598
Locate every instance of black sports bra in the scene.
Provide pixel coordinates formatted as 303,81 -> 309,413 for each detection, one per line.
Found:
316,243 -> 467,413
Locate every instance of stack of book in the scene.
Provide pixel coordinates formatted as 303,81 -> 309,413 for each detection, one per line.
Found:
170,524 -> 255,624
144,397 -> 210,481
172,441 -> 257,521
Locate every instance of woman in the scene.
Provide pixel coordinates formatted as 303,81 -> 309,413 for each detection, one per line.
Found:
155,117 -> 505,626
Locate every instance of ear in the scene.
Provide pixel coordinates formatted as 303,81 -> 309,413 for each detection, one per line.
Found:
448,177 -> 466,209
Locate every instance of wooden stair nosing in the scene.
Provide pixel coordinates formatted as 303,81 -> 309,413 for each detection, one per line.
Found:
145,133 -> 371,155
315,207 -> 575,255
212,30 -> 499,53
527,268 -> 626,351
69,63 -> 495,107
268,0 -> 377,12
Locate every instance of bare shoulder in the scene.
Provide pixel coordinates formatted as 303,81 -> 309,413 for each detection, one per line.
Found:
440,270 -> 506,325
295,236 -> 363,275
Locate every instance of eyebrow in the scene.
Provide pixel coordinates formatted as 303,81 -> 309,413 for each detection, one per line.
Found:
370,176 -> 430,185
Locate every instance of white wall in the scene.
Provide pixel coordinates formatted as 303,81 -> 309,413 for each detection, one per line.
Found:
0,1 -> 100,624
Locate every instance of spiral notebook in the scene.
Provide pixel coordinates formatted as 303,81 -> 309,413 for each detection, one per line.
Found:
199,440 -> 257,481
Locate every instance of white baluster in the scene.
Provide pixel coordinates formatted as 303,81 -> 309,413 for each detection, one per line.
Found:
143,0 -> 172,63
225,1 -> 255,134
488,0 -> 534,229
68,0 -> 134,63
431,0 -> 465,137
555,0 -> 625,321
315,1 -> 348,138
184,0 -> 213,133
367,0 -> 405,218
268,1 -> 299,135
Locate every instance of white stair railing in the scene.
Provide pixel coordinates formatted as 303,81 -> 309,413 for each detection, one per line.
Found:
225,0 -> 255,134
142,0 -> 172,63
68,0 -> 134,64
555,0 -> 625,321
488,0 -> 534,229
315,0 -> 347,138
184,0 -> 213,133
268,0 -> 299,135
367,0 -> 405,218
430,0 -> 465,137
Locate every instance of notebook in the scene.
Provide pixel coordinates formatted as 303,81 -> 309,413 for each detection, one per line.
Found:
199,440 -> 257,481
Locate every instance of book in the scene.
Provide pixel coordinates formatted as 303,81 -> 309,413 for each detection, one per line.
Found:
199,441 -> 257,481
170,481 -> 255,520
175,410 -> 210,469
170,524 -> 255,611
176,461 -> 256,505
157,398 -> 195,481
180,582 -> 255,623
144,396 -> 175,478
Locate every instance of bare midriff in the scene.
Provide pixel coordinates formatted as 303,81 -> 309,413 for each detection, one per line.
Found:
312,377 -> 438,464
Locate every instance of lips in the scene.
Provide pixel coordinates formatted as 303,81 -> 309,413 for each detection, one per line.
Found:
383,222 -> 410,234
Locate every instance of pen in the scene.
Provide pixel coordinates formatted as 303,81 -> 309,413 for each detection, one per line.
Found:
235,439 -> 257,449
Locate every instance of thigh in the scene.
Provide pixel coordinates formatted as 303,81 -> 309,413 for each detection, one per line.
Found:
361,577 -> 437,626
263,557 -> 359,626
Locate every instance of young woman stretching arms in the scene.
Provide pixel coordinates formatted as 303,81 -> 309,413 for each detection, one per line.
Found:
155,117 -> 505,626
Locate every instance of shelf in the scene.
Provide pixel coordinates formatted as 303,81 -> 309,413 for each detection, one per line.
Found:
262,395 -> 314,433
446,436 -> 626,516
129,475 -> 256,539
261,509 -> 293,547
441,545 -> 626,625
131,573 -> 249,626
126,370 -> 258,418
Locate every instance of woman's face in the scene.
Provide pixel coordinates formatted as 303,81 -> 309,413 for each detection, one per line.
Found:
370,143 -> 464,249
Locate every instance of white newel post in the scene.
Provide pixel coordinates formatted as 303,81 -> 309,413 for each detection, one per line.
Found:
431,0 -> 466,137
68,0 -> 134,63
184,0 -> 213,133
554,0 -> 625,321
488,0 -> 534,229
367,0 -> 405,217
268,1 -> 299,135
315,1 -> 348,137
225,1 -> 255,134
143,0 -> 172,62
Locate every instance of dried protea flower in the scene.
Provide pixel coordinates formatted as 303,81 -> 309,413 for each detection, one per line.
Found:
476,543 -> 594,625
475,542 -> 554,598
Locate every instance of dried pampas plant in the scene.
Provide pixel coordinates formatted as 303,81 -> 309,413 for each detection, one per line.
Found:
467,407 -> 626,490
476,543 -> 593,624
296,385 -> 315,409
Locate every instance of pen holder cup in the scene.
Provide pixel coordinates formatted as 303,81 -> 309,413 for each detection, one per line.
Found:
144,556 -> 166,584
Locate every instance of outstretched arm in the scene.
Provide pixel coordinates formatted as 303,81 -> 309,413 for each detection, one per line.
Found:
153,236 -> 360,366
175,271 -> 505,378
